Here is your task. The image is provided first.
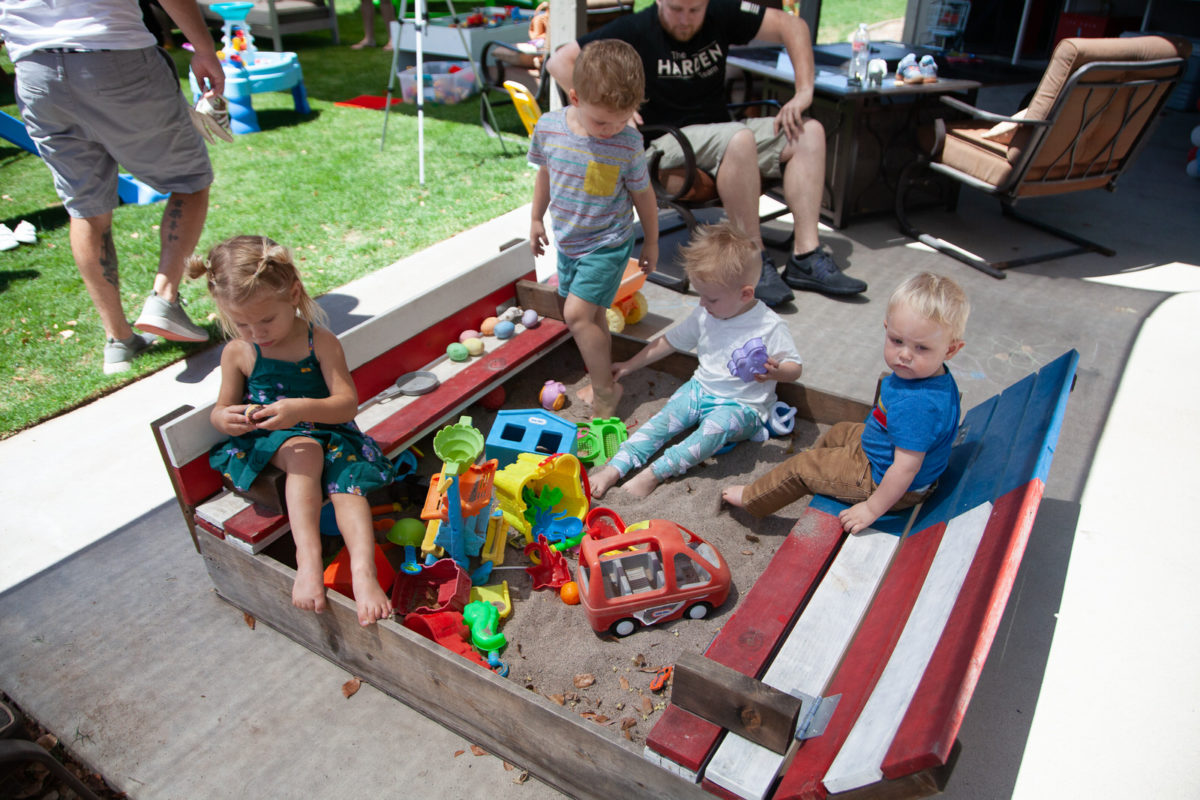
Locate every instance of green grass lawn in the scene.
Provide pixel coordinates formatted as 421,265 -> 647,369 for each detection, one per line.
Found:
0,0 -> 904,438
0,7 -> 538,437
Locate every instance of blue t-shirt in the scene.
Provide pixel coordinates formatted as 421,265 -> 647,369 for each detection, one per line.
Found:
860,368 -> 959,488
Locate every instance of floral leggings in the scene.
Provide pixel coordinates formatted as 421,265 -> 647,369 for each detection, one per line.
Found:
607,379 -> 762,481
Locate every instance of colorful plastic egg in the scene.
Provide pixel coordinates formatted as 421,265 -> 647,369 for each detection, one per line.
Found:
480,316 -> 499,335
464,337 -> 484,356
459,329 -> 480,343
522,309 -> 540,328
494,320 -> 515,339
447,342 -> 470,361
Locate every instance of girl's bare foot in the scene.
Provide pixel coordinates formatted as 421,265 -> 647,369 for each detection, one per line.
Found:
576,383 -> 594,404
623,468 -> 660,499
352,569 -> 393,626
721,485 -> 746,508
350,38 -> 376,49
590,465 -> 620,498
292,563 -> 327,614
382,40 -> 395,52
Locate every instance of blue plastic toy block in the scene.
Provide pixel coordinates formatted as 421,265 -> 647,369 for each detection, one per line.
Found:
485,409 -> 578,469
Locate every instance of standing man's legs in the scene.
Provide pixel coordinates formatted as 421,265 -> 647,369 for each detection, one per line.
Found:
70,213 -> 130,342
153,188 -> 209,303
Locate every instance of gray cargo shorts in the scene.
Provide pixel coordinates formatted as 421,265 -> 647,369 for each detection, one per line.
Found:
14,46 -> 213,218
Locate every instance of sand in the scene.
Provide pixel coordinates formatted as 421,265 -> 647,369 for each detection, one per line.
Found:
431,344 -> 827,749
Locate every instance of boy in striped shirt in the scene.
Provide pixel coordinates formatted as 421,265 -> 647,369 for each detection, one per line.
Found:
529,38 -> 658,418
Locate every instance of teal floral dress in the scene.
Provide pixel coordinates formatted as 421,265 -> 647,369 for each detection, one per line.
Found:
210,325 -> 394,497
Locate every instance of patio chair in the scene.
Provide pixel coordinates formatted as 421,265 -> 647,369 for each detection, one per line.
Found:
479,39 -> 550,139
639,100 -> 792,292
197,0 -> 340,51
895,35 -> 1190,278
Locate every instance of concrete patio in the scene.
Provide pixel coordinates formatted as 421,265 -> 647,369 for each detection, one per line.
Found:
1,93 -> 1197,798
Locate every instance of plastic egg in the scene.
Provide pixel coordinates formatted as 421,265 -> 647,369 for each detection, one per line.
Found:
522,308 -> 540,328
446,342 -> 470,361
480,316 -> 499,335
494,320 -> 515,339
459,329 -> 480,343
464,337 -> 484,356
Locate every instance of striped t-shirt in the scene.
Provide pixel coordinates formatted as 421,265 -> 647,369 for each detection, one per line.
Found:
528,108 -> 650,259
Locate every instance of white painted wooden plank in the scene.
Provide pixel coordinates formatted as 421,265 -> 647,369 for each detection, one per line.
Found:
822,502 -> 993,794
160,403 -> 223,467
704,529 -> 901,800
642,746 -> 701,783
340,243 -> 533,368
194,489 -> 249,528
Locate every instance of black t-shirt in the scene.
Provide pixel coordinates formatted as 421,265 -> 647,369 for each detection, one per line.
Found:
577,0 -> 766,130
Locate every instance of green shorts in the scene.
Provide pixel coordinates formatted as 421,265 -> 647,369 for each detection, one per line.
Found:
647,116 -> 786,180
557,238 -> 633,308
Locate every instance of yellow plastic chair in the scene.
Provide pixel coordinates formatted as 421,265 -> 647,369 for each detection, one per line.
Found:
502,79 -> 542,136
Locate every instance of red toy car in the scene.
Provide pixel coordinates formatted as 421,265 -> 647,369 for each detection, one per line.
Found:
575,511 -> 731,637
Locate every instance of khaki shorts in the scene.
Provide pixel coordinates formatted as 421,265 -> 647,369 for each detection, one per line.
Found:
14,47 -> 213,218
646,116 -> 786,180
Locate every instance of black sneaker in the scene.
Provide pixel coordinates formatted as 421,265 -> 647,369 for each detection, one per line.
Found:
782,249 -> 867,296
754,252 -> 794,307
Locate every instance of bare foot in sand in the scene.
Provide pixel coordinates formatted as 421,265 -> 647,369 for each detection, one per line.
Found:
352,568 -> 393,626
623,468 -> 660,498
292,562 -> 327,614
721,484 -> 746,508
350,38 -> 376,50
590,465 -> 620,498
579,381 -> 621,419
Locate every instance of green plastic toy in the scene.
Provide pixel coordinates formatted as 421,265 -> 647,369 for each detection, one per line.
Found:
575,417 -> 628,467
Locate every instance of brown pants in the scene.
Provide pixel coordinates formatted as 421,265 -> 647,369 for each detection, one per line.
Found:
741,422 -> 930,518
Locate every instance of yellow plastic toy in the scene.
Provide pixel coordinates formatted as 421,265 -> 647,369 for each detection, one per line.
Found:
493,452 -> 588,544
503,80 -> 541,136
607,258 -> 648,332
470,581 -> 512,619
480,508 -> 507,566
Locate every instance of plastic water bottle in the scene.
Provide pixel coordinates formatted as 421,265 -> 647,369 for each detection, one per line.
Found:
849,23 -> 870,85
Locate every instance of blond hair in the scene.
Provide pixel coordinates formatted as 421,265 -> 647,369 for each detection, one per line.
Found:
574,39 -> 645,112
185,235 -> 326,339
888,272 -> 970,341
680,220 -> 759,289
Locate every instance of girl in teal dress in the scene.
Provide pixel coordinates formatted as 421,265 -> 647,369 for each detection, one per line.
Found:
188,236 -> 395,626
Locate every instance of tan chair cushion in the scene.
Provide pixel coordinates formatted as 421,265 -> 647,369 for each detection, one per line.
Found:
936,35 -> 1188,196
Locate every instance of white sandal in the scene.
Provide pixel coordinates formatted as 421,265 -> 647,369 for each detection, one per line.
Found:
0,224 -> 18,251
13,220 -> 36,244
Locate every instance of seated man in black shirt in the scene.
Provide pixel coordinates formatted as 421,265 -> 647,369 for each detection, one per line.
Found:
547,0 -> 868,304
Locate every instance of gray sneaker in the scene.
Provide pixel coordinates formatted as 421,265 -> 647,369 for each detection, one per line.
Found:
103,332 -> 157,375
134,293 -> 209,342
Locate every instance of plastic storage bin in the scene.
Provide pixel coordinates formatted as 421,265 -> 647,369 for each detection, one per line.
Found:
399,61 -> 477,104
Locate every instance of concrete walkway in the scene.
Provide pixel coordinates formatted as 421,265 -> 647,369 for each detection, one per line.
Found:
2,104 -> 1198,798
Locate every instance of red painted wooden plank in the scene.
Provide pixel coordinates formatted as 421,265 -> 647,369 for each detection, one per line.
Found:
177,457 -> 223,508
648,705 -> 724,771
365,318 -> 569,453
770,521 -> 949,800
702,775 -> 750,799
881,482 -> 1044,779
195,517 -> 225,539
223,503 -> 288,545
351,276 -> 535,402
645,510 -> 845,773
